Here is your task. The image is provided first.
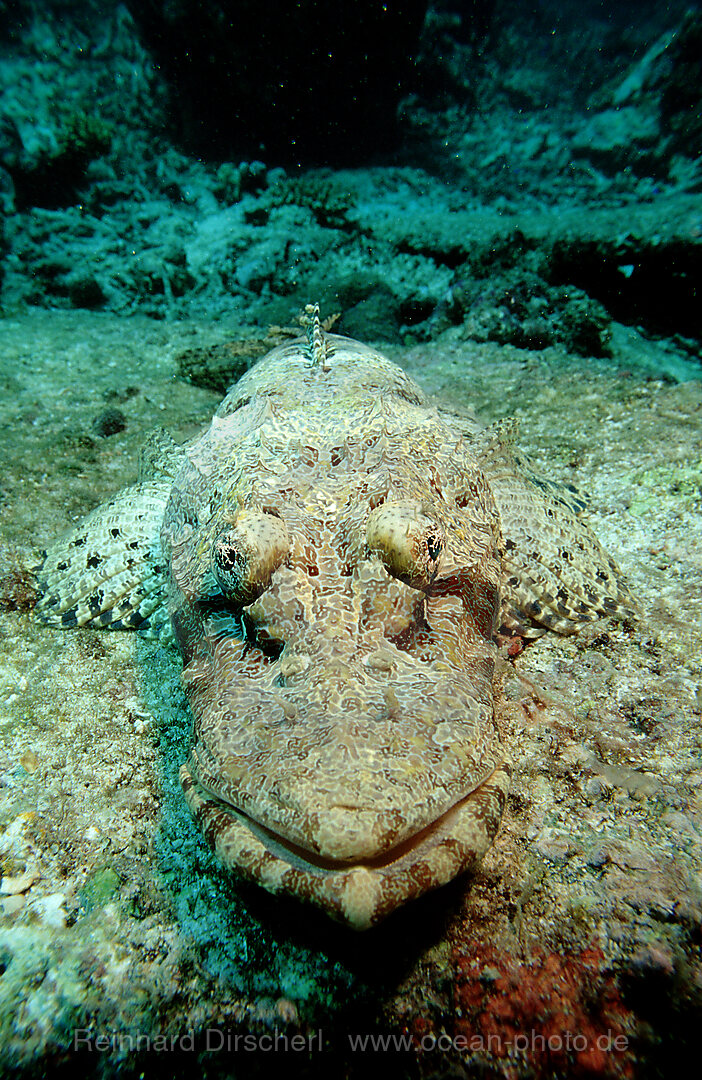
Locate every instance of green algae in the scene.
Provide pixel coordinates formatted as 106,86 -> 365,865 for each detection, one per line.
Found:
628,461 -> 702,515
79,867 -> 121,914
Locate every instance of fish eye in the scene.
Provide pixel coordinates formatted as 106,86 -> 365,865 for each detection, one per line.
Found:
366,501 -> 444,591
212,509 -> 290,605
426,530 -> 443,562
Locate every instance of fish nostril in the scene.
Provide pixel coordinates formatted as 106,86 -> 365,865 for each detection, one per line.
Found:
278,652 -> 311,678
365,648 -> 395,672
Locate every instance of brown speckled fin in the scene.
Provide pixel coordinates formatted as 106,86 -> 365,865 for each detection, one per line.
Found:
474,420 -> 635,638
138,427 -> 185,483
36,479 -> 172,636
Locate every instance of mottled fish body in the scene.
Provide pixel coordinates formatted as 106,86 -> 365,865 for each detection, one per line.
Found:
38,313 -> 631,928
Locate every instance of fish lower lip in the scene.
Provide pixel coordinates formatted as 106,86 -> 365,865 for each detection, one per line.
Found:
180,761 -> 511,929
219,795 -> 480,870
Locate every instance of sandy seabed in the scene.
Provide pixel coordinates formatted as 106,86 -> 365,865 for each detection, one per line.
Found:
0,310 -> 700,1078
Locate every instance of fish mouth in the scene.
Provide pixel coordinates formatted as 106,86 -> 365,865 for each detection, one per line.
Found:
180,760 -> 511,930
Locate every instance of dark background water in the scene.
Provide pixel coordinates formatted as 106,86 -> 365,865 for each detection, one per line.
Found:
0,0 -> 699,359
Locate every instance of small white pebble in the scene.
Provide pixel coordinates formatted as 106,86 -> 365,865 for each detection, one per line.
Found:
0,812 -> 36,854
1,894 -> 25,916
0,869 -> 38,895
31,893 -> 67,928
20,749 -> 39,774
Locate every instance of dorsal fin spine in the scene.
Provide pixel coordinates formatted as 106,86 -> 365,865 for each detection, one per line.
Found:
302,302 -> 330,371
